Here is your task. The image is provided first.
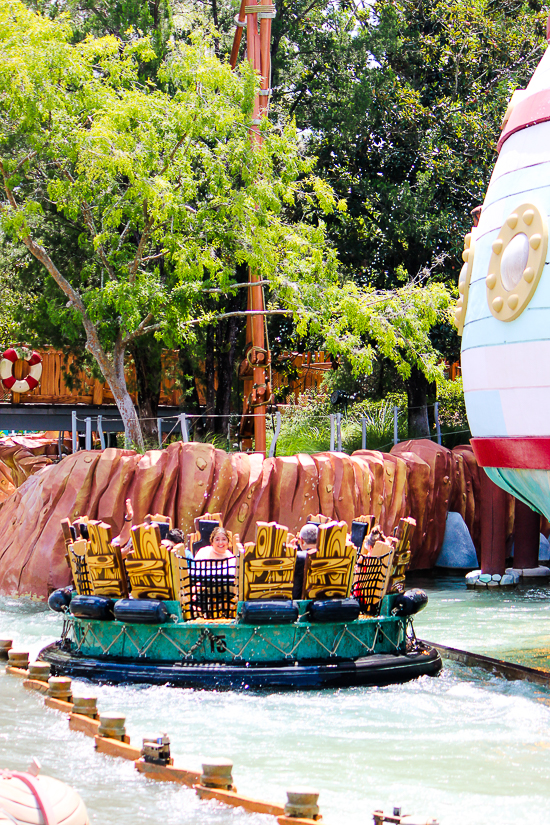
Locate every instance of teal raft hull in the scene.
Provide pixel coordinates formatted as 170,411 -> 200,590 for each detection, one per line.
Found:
39,598 -> 442,689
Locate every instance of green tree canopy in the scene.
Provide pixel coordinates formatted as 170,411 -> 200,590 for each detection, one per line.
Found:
0,0 -> 340,446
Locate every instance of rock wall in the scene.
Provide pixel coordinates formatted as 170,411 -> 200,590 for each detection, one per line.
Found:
0,438 -> 509,599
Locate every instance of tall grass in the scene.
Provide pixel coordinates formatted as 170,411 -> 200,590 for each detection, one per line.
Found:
267,379 -> 469,456
267,395 -> 408,456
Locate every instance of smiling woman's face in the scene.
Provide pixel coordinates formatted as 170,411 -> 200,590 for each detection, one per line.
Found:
212,533 -> 229,554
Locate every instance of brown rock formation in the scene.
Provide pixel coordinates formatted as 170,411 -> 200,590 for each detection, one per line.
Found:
0,437 -> 510,599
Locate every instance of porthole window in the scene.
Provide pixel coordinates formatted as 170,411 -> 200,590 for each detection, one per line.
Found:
486,203 -> 548,322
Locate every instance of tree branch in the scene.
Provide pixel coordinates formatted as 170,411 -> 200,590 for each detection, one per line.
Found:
202,280 -> 271,294
187,309 -> 293,326
121,312 -> 157,346
54,161 -> 117,281
0,159 -> 118,385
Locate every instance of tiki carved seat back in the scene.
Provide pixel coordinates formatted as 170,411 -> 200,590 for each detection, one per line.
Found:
146,513 -> 173,529
353,540 -> 395,616
350,515 -> 375,553
127,523 -> 176,600
171,551 -> 236,620
306,513 -> 332,525
238,521 -> 295,602
302,521 -> 355,600
67,537 -> 93,596
86,520 -> 128,599
60,518 -> 73,554
388,517 -> 416,594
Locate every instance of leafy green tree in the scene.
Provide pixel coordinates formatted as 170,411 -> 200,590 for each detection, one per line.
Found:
265,0 -> 547,433
0,1 -> 339,447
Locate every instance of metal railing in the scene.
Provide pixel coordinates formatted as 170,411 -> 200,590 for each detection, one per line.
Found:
68,401 -> 467,458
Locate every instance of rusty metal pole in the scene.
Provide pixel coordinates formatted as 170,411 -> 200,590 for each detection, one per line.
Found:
513,499 -> 540,569
479,471 -> 507,575
233,0 -> 274,455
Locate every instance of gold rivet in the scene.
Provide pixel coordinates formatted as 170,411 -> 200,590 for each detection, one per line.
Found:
492,297 -> 504,312
486,273 -> 497,290
458,280 -> 465,294
462,249 -> 470,262
523,209 -> 535,226
507,214 -> 518,229
507,294 -> 519,310
530,234 -> 542,249
492,239 -> 503,255
464,233 -> 472,249
523,267 -> 535,283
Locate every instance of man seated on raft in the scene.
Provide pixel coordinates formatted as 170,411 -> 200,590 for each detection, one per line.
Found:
291,523 -> 318,599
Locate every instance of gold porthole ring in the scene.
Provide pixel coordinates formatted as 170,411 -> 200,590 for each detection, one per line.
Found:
486,202 -> 548,322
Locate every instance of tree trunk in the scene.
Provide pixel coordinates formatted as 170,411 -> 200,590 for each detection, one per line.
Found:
130,335 -> 163,446
406,365 -> 431,439
6,188 -> 145,450
214,316 -> 239,436
104,344 -> 145,450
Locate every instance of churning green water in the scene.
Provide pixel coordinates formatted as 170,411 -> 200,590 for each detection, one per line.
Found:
1,578 -> 550,825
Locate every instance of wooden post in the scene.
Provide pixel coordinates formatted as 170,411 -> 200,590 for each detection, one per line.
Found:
513,499 -> 540,569
232,0 -> 274,456
479,471 -> 507,575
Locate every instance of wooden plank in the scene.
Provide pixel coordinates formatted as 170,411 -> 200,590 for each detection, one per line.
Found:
95,736 -> 141,761
6,666 -> 29,678
44,696 -> 74,713
23,679 -> 49,694
303,522 -> 355,600
87,520 -> 128,598
128,523 -> 175,600
69,713 -> 101,737
135,759 -> 200,786
240,522 -> 295,601
92,379 -> 104,406
170,550 -> 192,620
195,786 -> 285,816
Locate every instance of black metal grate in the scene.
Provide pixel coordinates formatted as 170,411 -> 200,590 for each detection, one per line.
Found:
184,559 -> 237,620
69,550 -> 92,596
352,551 -> 392,616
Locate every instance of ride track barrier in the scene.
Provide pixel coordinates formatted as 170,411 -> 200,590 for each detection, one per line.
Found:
429,642 -> 550,688
1,647 -> 323,824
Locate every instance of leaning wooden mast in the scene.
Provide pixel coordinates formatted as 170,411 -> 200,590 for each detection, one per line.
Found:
231,0 -> 275,455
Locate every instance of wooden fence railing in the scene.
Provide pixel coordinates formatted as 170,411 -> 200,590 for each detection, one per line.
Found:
1,348 -> 333,406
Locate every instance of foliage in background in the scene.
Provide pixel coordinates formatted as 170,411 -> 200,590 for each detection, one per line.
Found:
0,1 -> 341,447
0,255 -> 36,351
2,0 -> 544,453
268,378 -> 468,456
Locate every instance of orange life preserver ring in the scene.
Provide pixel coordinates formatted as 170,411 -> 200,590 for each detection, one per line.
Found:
0,347 -> 42,393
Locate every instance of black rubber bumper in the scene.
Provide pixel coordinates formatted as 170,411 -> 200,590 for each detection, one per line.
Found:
39,641 -> 441,690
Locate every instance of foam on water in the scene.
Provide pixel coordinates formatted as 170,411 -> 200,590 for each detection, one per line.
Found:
1,579 -> 550,825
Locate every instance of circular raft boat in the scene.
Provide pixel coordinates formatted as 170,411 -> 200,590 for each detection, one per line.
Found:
40,639 -> 441,690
